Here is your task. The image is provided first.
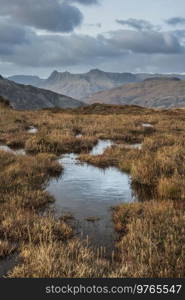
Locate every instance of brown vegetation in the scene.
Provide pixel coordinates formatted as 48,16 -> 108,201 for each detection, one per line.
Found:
113,201 -> 185,277
0,101 -> 184,278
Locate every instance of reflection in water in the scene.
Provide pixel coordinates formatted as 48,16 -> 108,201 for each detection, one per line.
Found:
27,126 -> 38,133
0,145 -> 26,155
90,139 -> 114,155
142,123 -> 153,128
76,134 -> 83,138
46,140 -> 137,250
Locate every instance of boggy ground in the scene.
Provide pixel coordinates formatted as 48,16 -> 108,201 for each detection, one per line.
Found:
0,98 -> 184,277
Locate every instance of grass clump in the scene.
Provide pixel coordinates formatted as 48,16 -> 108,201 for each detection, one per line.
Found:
9,239 -> 111,278
113,201 -> 185,278
25,133 -> 98,155
0,240 -> 16,259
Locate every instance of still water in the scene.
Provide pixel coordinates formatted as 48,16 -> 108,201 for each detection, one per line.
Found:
46,140 -> 137,250
0,145 -> 26,155
27,126 -> 38,133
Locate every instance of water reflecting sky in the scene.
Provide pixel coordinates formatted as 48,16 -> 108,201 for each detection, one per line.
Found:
46,140 -> 136,249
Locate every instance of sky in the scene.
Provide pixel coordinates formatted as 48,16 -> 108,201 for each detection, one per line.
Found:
0,0 -> 185,77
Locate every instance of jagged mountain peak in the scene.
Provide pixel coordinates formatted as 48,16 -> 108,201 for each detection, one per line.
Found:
47,70 -> 72,81
40,69 -> 138,99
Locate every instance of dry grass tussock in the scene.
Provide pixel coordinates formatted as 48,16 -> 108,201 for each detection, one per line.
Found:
113,201 -> 185,278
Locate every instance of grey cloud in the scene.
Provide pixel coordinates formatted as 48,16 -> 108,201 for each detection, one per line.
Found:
0,19 -> 28,46
116,18 -> 161,31
68,0 -> 99,4
1,27 -> 183,69
174,30 -> 185,39
86,23 -> 102,28
9,33 -> 120,67
0,19 -> 30,55
0,0 -> 83,32
0,27 -> 124,68
166,17 -> 185,26
106,30 -> 182,54
99,52 -> 185,74
0,7 -> 184,75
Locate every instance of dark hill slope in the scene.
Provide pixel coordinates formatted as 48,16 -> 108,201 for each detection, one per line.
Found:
0,76 -> 84,110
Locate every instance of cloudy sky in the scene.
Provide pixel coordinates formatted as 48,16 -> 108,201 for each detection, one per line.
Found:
0,0 -> 185,77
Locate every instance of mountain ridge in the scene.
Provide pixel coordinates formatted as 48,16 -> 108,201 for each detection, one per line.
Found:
0,76 -> 84,110
85,77 -> 185,108
8,75 -> 44,87
40,69 -> 138,100
7,69 -> 185,101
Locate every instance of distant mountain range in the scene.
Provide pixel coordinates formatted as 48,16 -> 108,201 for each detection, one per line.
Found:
85,77 -> 185,108
8,75 -> 44,87
39,69 -> 138,100
0,75 -> 84,110
8,69 -> 185,100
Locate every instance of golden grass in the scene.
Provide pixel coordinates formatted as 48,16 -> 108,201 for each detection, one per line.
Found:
0,153 -> 63,196
0,208 -> 72,244
8,201 -> 185,278
9,239 -> 111,278
113,201 -> 185,278
0,101 -> 185,278
0,240 -> 16,259
25,133 -> 98,155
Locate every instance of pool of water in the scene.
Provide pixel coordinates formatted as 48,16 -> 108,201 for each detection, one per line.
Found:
90,139 -> 114,156
76,134 -> 83,138
0,145 -> 26,155
27,126 -> 38,133
46,140 -> 137,250
142,123 -> 153,128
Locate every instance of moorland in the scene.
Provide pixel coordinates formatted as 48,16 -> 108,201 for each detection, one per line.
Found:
0,98 -> 184,278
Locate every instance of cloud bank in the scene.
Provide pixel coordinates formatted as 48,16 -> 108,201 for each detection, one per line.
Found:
116,18 -> 161,31
0,0 -> 86,33
0,1 -> 185,74
166,17 -> 185,26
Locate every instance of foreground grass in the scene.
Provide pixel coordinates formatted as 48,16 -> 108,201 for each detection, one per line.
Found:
113,201 -> 185,278
8,201 -> 184,278
80,136 -> 185,201
0,99 -> 185,277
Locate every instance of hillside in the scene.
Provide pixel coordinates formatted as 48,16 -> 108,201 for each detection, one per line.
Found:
85,77 -> 185,108
0,76 -> 84,110
8,70 -> 185,101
